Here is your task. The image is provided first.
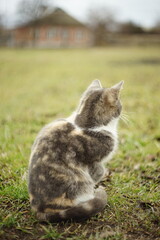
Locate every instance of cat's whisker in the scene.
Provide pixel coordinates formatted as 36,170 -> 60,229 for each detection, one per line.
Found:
121,112 -> 130,120
121,112 -> 130,118
121,114 -> 129,121
120,118 -> 129,126
122,117 -> 130,124
121,115 -> 130,122
122,114 -> 129,118
120,115 -> 130,125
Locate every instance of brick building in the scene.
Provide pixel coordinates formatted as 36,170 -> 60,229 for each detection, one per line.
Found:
10,8 -> 93,48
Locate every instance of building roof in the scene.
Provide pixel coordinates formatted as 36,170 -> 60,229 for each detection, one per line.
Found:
23,8 -> 86,28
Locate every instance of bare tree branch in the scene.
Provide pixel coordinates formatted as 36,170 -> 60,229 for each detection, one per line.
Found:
87,5 -> 118,45
17,0 -> 54,24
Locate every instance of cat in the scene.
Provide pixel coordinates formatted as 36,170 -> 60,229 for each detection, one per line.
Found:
28,79 -> 124,222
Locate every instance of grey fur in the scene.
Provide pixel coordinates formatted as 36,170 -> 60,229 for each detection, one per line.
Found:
28,80 -> 123,222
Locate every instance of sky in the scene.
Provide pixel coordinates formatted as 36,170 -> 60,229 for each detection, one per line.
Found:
0,0 -> 160,28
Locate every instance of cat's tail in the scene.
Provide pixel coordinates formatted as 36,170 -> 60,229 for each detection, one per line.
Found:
37,187 -> 107,222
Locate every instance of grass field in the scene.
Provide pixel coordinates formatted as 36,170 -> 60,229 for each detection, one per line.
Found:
0,46 -> 160,240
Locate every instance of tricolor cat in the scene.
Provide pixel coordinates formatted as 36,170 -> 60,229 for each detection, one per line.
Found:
28,80 -> 124,222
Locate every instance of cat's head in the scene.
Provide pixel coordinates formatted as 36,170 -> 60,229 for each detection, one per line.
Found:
75,80 -> 124,128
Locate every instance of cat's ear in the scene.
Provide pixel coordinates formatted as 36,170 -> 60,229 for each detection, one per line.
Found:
111,81 -> 124,92
86,79 -> 102,91
77,80 -> 102,113
102,81 -> 124,105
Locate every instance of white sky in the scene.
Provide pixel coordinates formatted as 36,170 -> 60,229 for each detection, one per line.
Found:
0,0 -> 160,28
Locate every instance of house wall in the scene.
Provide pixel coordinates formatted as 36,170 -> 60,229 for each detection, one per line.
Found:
11,26 -> 93,48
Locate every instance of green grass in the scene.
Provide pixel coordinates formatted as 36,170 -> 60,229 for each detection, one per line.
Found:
0,46 -> 160,240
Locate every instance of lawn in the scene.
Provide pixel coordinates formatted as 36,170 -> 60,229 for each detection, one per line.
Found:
0,46 -> 160,240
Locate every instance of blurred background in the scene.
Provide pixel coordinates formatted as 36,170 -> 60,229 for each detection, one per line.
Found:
0,0 -> 160,47
0,0 -> 159,152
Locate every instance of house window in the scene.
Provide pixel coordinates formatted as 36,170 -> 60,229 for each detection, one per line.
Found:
47,28 -> 57,39
62,29 -> 69,39
76,30 -> 84,40
35,29 -> 40,39
29,29 -> 33,37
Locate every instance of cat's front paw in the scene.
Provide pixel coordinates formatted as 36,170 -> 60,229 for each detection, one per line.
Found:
104,168 -> 110,177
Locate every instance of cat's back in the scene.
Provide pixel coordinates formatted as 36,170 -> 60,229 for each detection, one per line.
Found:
28,119 -> 94,213
29,119 -> 75,166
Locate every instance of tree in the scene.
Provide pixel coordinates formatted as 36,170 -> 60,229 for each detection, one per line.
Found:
0,14 -> 5,29
150,20 -> 160,34
118,21 -> 145,34
87,6 -> 118,46
0,14 -> 11,46
17,0 -> 54,24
